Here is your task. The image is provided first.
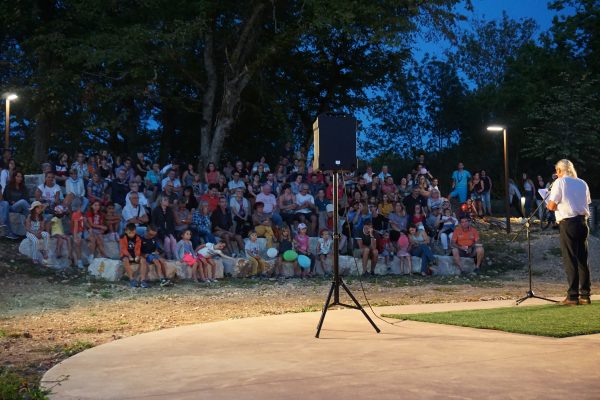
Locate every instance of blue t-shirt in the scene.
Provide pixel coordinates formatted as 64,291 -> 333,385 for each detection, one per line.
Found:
452,170 -> 471,189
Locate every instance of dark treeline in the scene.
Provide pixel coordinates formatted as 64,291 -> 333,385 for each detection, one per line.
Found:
1,0 -> 599,194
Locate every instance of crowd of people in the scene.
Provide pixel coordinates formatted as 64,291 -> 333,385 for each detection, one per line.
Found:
4,144 -> 559,288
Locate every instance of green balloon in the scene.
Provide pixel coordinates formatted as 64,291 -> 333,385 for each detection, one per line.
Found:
283,250 -> 298,262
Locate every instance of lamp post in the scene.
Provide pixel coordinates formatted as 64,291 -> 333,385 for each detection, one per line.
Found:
4,93 -> 18,150
487,125 -> 510,233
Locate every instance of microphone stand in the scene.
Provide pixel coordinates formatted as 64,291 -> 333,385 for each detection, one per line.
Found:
512,188 -> 557,305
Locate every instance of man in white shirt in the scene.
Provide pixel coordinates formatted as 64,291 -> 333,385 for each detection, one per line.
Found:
295,184 -> 317,235
161,169 -> 182,196
362,166 -> 374,183
125,181 -> 149,208
227,171 -> 246,194
377,165 -> 391,181
121,192 -> 149,236
255,184 -> 282,226
547,159 -> 591,306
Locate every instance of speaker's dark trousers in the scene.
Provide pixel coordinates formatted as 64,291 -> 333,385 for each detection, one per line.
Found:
559,216 -> 591,299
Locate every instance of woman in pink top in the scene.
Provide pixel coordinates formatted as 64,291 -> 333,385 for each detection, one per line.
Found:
396,231 -> 412,275
204,162 -> 220,186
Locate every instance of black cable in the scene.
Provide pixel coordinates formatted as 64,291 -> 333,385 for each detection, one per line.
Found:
338,174 -> 405,327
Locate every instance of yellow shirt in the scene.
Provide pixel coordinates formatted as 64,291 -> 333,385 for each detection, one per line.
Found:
379,202 -> 394,217
50,216 -> 65,236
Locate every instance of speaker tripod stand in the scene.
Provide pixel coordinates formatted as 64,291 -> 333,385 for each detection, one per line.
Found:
315,171 -> 380,338
513,191 -> 557,305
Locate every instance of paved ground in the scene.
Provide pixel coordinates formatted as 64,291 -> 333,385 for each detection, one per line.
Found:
42,297 -> 600,400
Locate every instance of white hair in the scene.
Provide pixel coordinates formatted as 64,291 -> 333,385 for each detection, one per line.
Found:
555,159 -> 577,178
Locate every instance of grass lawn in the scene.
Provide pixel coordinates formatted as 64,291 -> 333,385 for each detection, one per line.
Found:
384,303 -> 600,338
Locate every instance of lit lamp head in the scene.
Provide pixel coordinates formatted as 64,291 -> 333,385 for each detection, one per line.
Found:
5,94 -> 18,101
486,125 -> 504,132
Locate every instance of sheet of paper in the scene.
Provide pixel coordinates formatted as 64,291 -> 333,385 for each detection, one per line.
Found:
538,189 -> 549,203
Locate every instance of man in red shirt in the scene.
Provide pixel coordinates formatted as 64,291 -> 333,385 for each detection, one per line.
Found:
451,216 -> 484,274
200,184 -> 220,213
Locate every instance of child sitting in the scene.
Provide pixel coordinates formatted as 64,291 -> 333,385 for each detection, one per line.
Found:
397,230 -> 412,275
274,225 -> 299,278
141,224 -> 173,287
293,223 -> 315,278
48,205 -> 70,260
25,201 -> 49,264
377,231 -> 394,267
316,229 -> 332,276
252,202 -> 275,249
440,208 -> 458,255
104,203 -> 121,241
175,229 -> 206,283
119,222 -> 150,288
196,242 -> 228,283
244,231 -> 268,278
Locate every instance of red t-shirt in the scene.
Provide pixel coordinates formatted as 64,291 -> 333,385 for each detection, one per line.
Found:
87,211 -> 105,226
71,211 -> 85,233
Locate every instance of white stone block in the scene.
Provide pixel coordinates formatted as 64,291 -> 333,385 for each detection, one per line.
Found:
88,258 -> 123,281
9,213 -> 26,236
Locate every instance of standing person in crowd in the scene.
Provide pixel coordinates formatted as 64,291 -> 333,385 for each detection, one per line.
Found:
451,216 -> 485,275
25,201 -> 49,264
316,228 -> 333,276
508,179 -> 524,218
70,200 -> 87,268
1,170 -> 30,239
522,173 -> 536,216
86,200 -> 109,260
151,195 -> 177,260
388,202 -> 408,242
547,159 -> 592,306
144,163 -> 161,199
314,188 -> 330,231
535,174 -> 547,219
448,162 -> 471,204
469,172 -> 484,217
480,170 -> 492,215
212,196 -> 244,257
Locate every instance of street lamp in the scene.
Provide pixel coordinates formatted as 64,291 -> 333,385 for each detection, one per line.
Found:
4,93 -> 18,150
487,125 -> 511,233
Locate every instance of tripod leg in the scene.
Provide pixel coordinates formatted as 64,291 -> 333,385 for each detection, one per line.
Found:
340,280 -> 381,333
315,281 -> 336,338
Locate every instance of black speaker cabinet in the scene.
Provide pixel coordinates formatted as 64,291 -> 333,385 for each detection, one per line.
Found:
312,114 -> 357,171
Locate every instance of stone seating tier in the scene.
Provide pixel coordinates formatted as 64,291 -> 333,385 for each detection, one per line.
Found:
18,236 -> 476,281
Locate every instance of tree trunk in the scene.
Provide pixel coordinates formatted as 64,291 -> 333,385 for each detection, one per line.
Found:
199,3 -> 265,169
33,110 -> 51,165
160,105 -> 177,163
